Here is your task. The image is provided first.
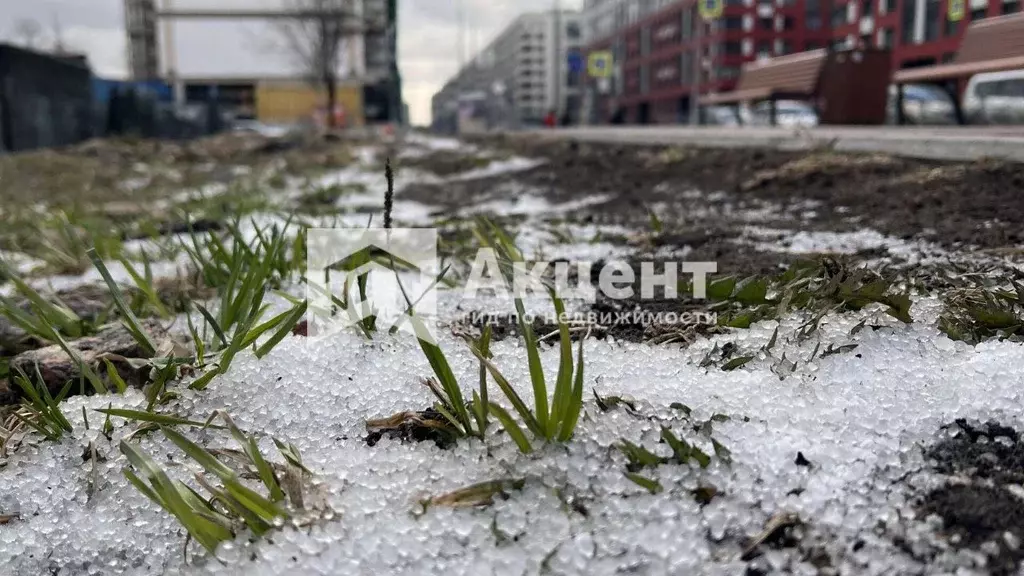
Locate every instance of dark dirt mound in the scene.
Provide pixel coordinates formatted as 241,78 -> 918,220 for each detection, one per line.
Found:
917,420 -> 1024,575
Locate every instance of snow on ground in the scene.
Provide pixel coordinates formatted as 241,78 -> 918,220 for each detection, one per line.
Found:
2,134 -> 1022,575
447,157 -> 547,182
738,226 -> 951,262
1,287 -> 1020,575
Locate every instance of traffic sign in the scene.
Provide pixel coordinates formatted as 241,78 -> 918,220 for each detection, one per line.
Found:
568,50 -> 584,73
699,0 -> 723,20
948,0 -> 965,22
588,51 -> 613,78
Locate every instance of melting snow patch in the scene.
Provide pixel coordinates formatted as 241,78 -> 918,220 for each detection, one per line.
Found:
740,226 -> 950,263
447,157 -> 545,182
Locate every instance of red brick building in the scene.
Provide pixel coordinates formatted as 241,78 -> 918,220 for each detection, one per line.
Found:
583,0 -> 1021,123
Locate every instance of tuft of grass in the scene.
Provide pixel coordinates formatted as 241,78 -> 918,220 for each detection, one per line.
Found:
89,248 -> 158,356
10,365 -> 74,442
692,258 -> 914,329
119,411 -> 309,555
469,219 -> 587,451
0,261 -> 92,344
939,285 -> 1024,344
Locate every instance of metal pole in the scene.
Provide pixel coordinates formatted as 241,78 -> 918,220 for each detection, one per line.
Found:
689,7 -> 701,125
553,0 -> 561,116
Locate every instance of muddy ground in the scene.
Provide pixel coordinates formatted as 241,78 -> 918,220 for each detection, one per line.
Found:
404,136 -> 1024,252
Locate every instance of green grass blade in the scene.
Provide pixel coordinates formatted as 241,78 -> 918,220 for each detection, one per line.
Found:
254,301 -> 306,359
219,412 -> 285,502
514,298 -> 549,435
624,472 -> 663,494
95,408 -> 225,429
487,403 -> 533,454
195,304 -> 227,348
477,324 -> 492,431
557,336 -> 586,442
33,318 -> 107,394
548,292 -> 574,439
88,249 -> 157,356
411,316 -> 473,433
117,255 -> 170,319
102,359 -> 129,394
160,426 -> 235,480
470,348 -> 544,438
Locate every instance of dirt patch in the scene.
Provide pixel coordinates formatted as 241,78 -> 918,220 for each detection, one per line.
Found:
926,419 -> 1024,484
921,485 -> 1024,576
915,420 -> 1024,575
458,137 -> 1024,252
397,150 -> 499,177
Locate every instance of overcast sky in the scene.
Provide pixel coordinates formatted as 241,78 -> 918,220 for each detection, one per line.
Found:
0,0 -> 581,125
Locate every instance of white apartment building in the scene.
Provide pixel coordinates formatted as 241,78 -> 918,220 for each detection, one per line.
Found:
431,10 -> 582,130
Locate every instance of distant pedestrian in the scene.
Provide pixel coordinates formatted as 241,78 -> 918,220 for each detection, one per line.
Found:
544,109 -> 557,128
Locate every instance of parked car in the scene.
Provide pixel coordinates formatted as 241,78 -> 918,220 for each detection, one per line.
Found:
701,105 -> 750,126
748,100 -> 819,127
886,83 -> 957,125
963,69 -> 1024,125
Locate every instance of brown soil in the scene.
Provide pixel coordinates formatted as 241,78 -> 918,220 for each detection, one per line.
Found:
408,137 -> 1024,251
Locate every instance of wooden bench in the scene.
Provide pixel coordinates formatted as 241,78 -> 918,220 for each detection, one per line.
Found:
893,12 -> 1024,124
700,48 -> 892,125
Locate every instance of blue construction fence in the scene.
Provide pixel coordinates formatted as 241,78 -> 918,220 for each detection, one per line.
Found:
0,43 -> 224,154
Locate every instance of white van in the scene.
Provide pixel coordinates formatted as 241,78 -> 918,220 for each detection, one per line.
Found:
963,69 -> 1024,125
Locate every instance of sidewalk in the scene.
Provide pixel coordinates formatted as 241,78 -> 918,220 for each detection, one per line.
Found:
533,125 -> 1024,162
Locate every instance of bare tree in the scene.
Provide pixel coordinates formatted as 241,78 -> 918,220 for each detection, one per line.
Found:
13,18 -> 43,50
272,0 -> 361,128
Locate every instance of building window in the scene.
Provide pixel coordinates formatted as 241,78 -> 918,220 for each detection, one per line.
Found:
924,0 -> 940,41
970,7 -> 987,19
567,22 -> 581,39
805,0 -> 823,29
723,16 -> 744,29
757,41 -> 772,56
941,52 -> 956,63
778,40 -> 792,54
900,0 -> 915,45
759,17 -> 773,30
831,3 -> 847,26
1006,0 -> 1022,13
806,40 -> 822,50
878,26 -> 893,48
723,41 -> 743,55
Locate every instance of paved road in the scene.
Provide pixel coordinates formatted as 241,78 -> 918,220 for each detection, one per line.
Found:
532,125 -> 1024,162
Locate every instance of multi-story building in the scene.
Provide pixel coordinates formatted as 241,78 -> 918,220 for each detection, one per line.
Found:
431,10 -> 583,132
581,0 -> 1021,124
124,0 -> 159,80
